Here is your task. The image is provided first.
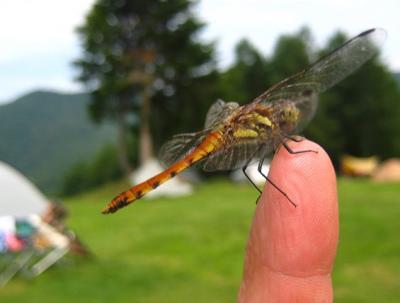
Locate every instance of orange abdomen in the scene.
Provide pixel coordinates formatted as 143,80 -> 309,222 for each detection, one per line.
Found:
102,131 -> 222,214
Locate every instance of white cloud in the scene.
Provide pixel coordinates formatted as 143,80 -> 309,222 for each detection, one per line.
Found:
0,0 -> 95,63
0,0 -> 94,102
0,0 -> 399,103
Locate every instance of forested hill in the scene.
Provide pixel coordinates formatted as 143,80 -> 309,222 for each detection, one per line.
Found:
395,72 -> 400,86
0,90 -> 116,194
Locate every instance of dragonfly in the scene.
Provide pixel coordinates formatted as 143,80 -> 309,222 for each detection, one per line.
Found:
102,28 -> 386,214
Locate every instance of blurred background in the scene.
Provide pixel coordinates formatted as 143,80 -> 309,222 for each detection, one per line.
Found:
0,0 -> 399,302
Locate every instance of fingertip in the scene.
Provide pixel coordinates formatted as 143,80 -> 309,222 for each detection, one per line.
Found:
239,139 -> 338,302
256,139 -> 338,276
266,139 -> 336,213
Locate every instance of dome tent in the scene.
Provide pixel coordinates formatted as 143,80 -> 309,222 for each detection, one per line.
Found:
0,161 -> 48,217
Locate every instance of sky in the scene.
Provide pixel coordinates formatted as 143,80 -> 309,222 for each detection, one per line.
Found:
0,0 -> 399,103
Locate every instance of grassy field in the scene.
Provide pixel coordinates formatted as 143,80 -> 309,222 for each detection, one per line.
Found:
1,178 -> 399,302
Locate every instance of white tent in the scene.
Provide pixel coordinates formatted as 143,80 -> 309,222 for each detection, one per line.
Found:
0,161 -> 48,217
230,160 -> 270,185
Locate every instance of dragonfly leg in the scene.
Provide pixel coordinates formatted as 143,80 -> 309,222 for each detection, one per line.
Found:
282,134 -> 304,142
257,157 -> 297,207
282,140 -> 318,155
242,165 -> 262,194
242,145 -> 265,203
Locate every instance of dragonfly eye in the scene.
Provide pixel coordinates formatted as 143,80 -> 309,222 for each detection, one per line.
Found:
278,105 -> 300,133
282,105 -> 300,123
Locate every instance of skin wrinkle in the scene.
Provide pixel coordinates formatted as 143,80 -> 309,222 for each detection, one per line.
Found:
239,139 -> 338,303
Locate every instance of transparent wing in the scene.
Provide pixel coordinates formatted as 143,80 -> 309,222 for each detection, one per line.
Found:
202,132 -> 279,172
160,100 -> 239,167
253,28 -> 386,129
159,101 -> 239,168
159,129 -> 210,167
204,99 -> 239,129
202,141 -> 265,171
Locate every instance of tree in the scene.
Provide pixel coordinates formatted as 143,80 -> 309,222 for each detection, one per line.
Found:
74,0 -> 218,175
220,28 -> 312,105
220,39 -> 271,103
61,144 -> 123,196
269,27 -> 311,83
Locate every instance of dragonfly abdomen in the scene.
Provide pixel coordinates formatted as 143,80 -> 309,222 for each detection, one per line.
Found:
102,131 -> 222,214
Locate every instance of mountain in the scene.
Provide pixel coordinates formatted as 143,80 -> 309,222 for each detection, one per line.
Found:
0,90 -> 116,194
394,72 -> 400,86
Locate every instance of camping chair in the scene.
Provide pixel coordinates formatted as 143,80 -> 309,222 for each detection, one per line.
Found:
0,249 -> 35,287
0,215 -> 70,287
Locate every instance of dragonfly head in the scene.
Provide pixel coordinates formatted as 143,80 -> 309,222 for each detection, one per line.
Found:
278,103 -> 301,133
282,103 -> 300,124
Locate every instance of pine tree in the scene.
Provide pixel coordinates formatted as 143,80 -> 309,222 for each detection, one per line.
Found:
75,0 -> 218,174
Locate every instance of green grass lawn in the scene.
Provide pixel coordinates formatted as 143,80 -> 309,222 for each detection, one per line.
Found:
1,178 -> 399,302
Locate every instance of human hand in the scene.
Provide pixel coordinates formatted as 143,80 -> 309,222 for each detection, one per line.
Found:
238,139 -> 338,303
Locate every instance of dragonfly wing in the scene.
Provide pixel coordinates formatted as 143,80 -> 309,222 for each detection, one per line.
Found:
260,28 -> 385,98
159,101 -> 239,168
254,28 -> 386,131
204,99 -> 240,129
159,130 -> 210,167
202,135 -> 277,172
